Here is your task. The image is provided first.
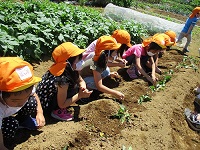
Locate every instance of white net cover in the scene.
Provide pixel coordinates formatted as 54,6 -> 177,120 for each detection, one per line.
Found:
103,3 -> 185,36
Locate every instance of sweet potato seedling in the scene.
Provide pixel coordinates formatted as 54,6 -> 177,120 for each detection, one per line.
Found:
138,94 -> 152,104
176,56 -> 199,72
122,145 -> 133,150
111,105 -> 130,124
149,70 -> 173,92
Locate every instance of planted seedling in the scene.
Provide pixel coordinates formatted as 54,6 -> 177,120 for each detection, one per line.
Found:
138,94 -> 152,104
176,56 -> 199,72
122,145 -> 133,150
111,105 -> 130,124
149,70 -> 172,92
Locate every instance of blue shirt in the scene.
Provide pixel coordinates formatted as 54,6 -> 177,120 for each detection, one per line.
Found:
182,17 -> 199,34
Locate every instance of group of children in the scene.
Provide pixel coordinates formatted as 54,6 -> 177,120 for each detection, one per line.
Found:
0,29 -> 175,149
0,6 -> 199,149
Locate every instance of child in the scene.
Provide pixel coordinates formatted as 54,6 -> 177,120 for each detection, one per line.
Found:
82,29 -> 131,68
36,42 -> 92,121
176,7 -> 200,53
80,36 -> 125,100
122,36 -> 166,85
164,30 -> 177,48
142,30 -> 176,58
0,57 -> 45,149
142,30 -> 176,50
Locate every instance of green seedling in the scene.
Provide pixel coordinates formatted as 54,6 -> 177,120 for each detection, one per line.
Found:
122,145 -> 133,150
138,94 -> 152,104
176,56 -> 199,72
111,105 -> 130,124
149,70 -> 172,92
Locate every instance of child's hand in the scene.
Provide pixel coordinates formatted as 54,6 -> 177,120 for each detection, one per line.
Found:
118,62 -> 126,68
36,113 -> 45,128
147,77 -> 157,86
122,59 -> 128,64
78,88 -> 93,99
114,91 -> 124,100
110,72 -> 119,78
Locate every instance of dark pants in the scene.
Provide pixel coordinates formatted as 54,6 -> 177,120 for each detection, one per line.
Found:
43,88 -> 78,114
2,96 -> 37,139
125,54 -> 149,67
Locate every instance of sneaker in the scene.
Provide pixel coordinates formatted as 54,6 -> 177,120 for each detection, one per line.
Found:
183,48 -> 190,53
126,66 -> 138,79
51,108 -> 73,121
194,87 -> 200,95
19,116 -> 38,130
197,94 -> 200,99
184,108 -> 200,131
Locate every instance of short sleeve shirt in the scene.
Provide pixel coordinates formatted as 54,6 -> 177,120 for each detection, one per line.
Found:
80,58 -> 106,79
122,44 -> 146,59
36,66 -> 79,110
182,17 -> 198,34
82,40 -> 97,61
0,87 -> 36,128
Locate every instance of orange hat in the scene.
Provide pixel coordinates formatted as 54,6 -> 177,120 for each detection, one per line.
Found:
49,42 -> 85,76
0,57 -> 41,92
189,7 -> 200,18
111,29 -> 132,47
155,33 -> 174,47
152,34 -> 167,49
164,30 -> 176,43
142,36 -> 153,47
93,36 -> 121,61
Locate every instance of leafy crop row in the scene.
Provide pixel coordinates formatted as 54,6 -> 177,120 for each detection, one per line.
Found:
0,0 -> 147,62
131,0 -> 199,16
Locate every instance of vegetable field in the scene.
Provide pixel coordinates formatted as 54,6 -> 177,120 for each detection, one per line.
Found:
0,0 -> 147,61
1,0 -> 200,150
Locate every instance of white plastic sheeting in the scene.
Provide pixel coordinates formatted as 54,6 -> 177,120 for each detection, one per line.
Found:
103,3 -> 185,36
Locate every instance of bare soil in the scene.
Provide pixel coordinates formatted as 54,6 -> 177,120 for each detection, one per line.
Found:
7,8 -> 200,150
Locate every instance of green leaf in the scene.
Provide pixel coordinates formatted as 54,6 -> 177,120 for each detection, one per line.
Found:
58,33 -> 65,42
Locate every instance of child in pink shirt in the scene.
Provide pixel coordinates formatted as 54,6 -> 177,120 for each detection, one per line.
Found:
122,37 -> 166,85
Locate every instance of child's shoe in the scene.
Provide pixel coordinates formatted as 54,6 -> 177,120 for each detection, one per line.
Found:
19,116 -> 38,130
197,94 -> 200,99
184,108 -> 200,131
194,87 -> 200,95
51,108 -> 73,121
126,66 -> 138,79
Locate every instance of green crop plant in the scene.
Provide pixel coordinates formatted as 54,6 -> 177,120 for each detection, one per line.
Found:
138,94 -> 152,104
149,70 -> 173,92
122,145 -> 132,150
176,56 -> 199,72
0,0 -> 147,62
111,105 -> 130,124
